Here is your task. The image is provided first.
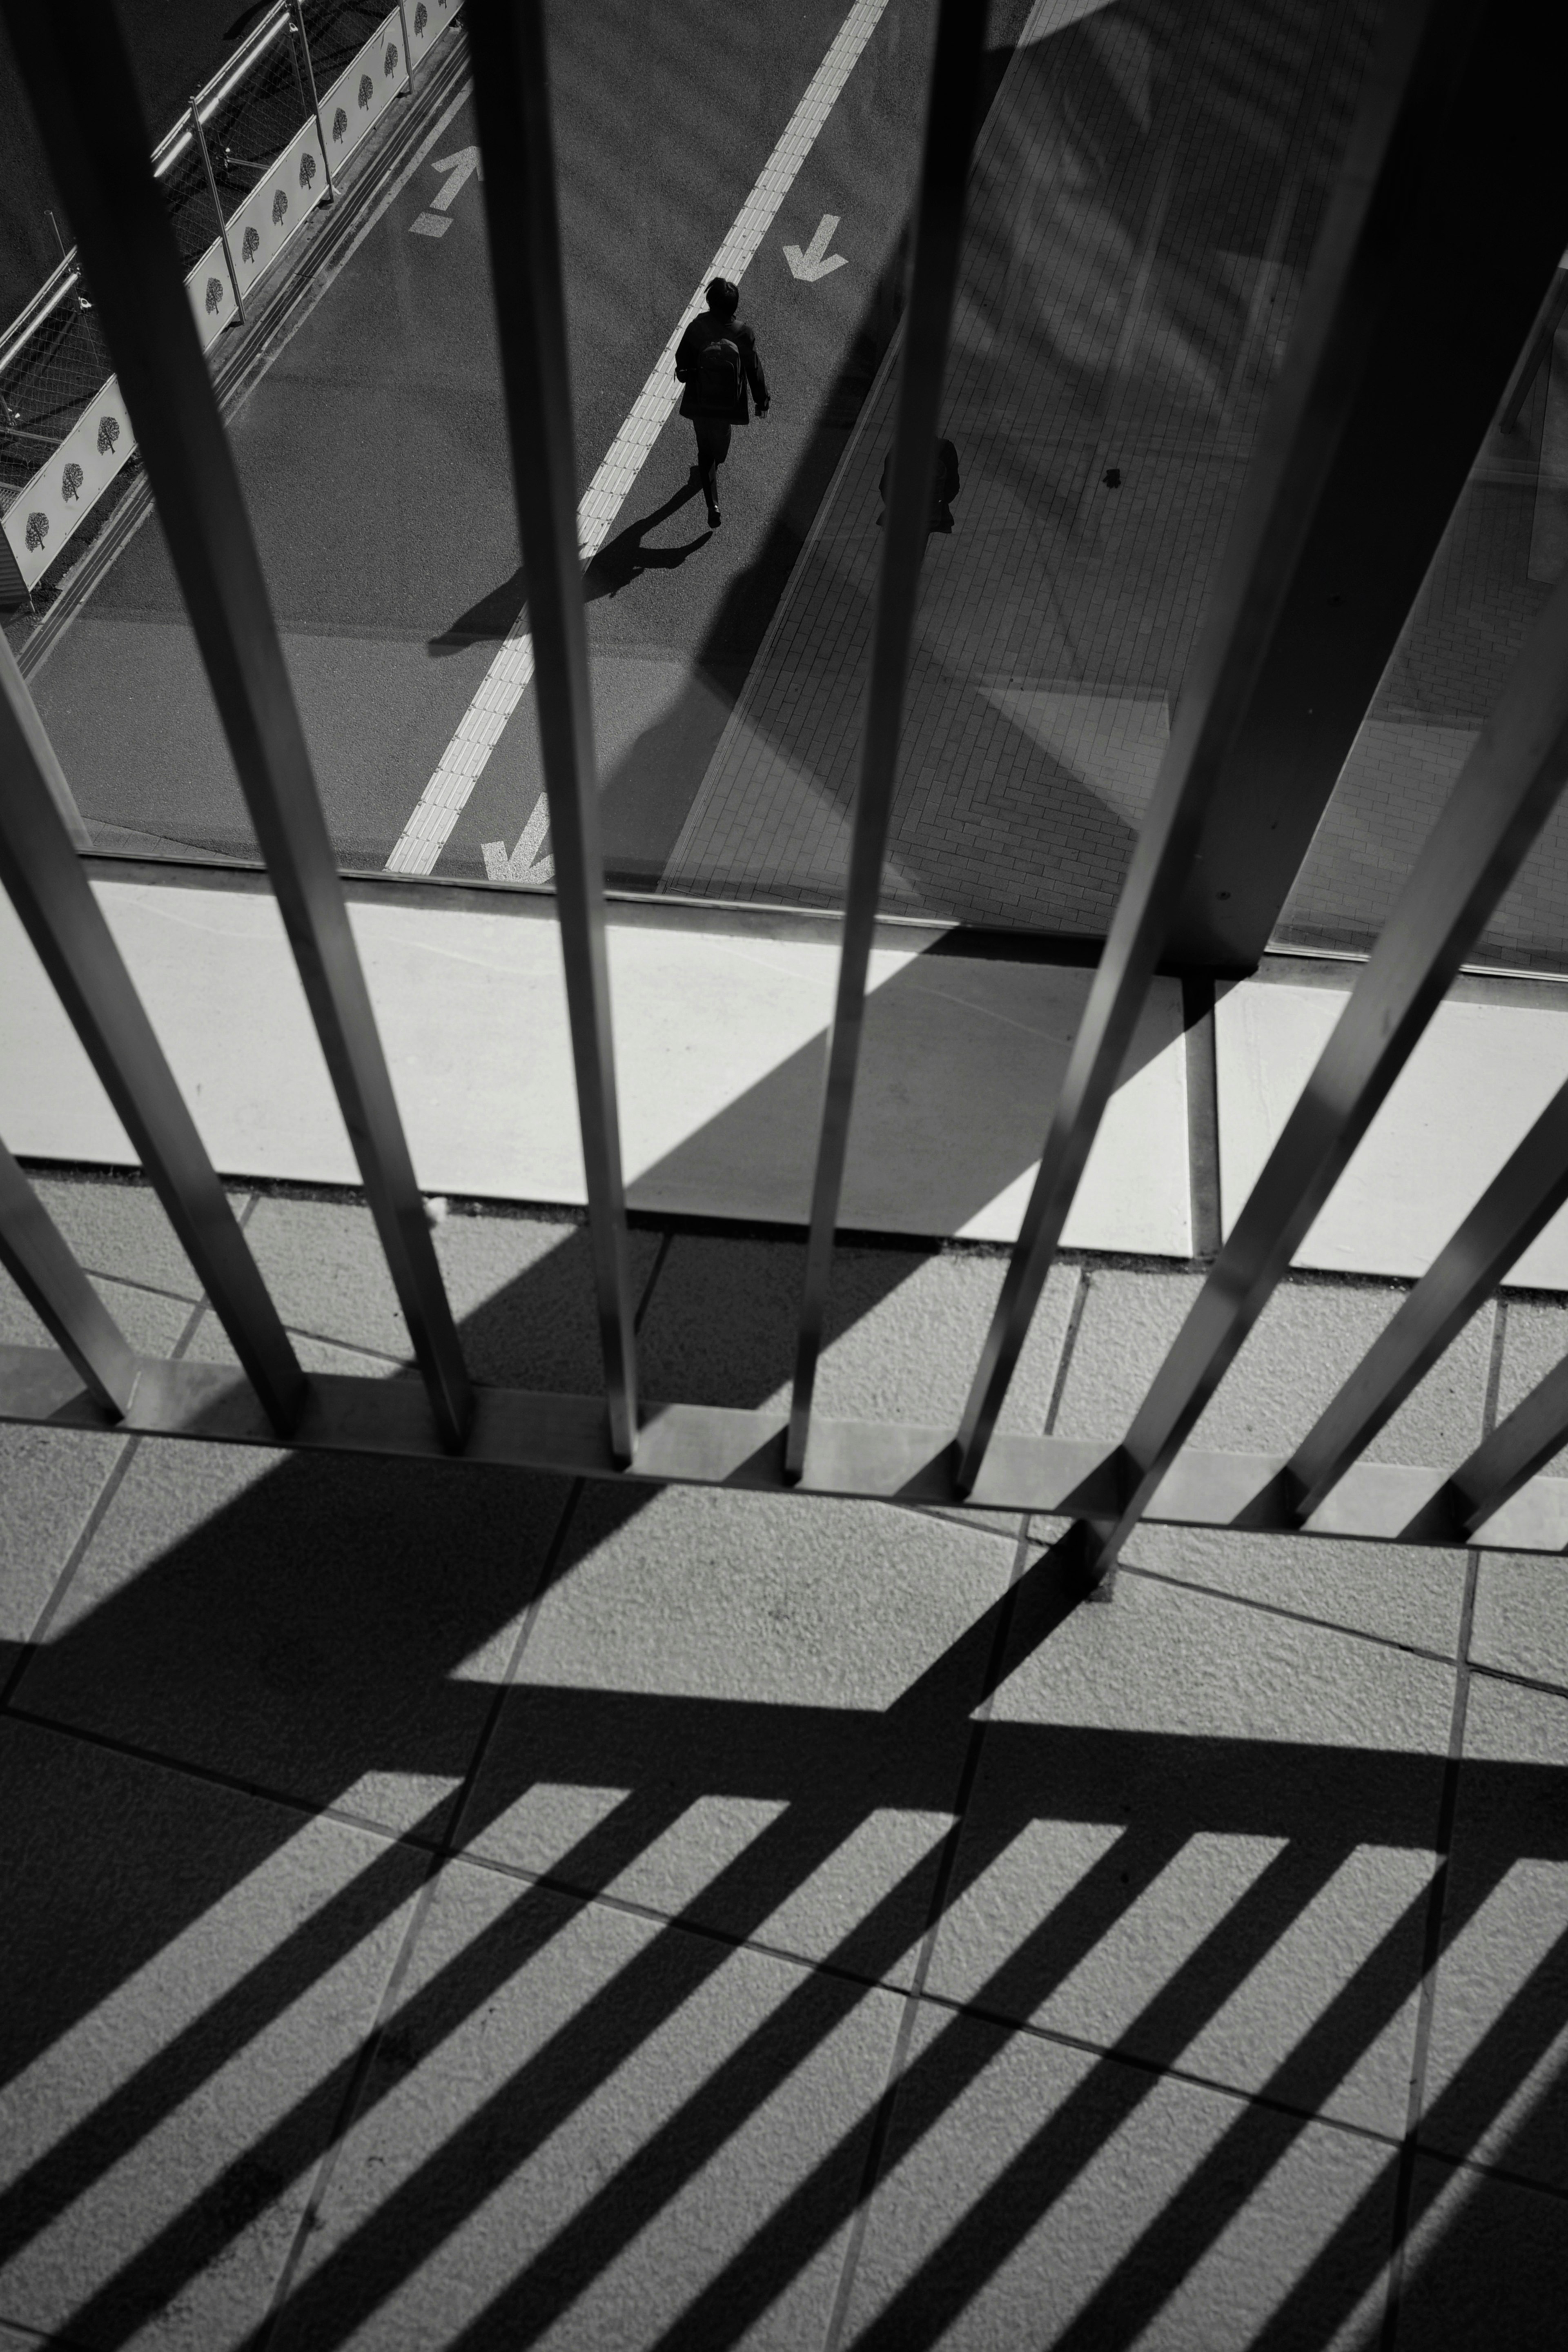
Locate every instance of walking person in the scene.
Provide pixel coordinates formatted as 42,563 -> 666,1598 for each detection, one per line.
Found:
674,277 -> 769,529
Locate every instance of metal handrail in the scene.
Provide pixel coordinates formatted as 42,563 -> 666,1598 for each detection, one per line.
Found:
149,2 -> 293,180
6,0 -> 1568,1572
0,255 -> 83,384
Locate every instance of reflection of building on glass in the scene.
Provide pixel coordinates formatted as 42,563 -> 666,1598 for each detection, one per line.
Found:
878,437 -> 960,532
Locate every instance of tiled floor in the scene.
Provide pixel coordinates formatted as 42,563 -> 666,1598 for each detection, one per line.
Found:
1,1172 -> 1565,2348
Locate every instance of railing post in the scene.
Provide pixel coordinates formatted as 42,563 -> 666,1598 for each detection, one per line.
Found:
398,1 -> 416,94
466,0 -> 639,1466
0,1139 -> 138,1417
784,0 -> 989,1482
289,0 -> 335,200
6,0 -> 473,1450
190,98 -> 244,323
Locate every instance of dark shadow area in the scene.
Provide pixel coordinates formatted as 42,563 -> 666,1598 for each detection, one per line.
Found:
619,938 -> 1177,1239
0,1207 -> 1563,2348
426,565 -> 530,658
583,480 -> 713,604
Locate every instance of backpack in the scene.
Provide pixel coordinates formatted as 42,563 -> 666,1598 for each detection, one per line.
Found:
698,334 -> 743,409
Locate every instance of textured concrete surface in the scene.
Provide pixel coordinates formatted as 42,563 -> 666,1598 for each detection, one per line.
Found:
0,881 -> 1193,1253
1,1173 -> 1565,2349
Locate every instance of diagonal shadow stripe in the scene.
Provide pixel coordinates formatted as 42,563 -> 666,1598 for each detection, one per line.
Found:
673,1832 -> 1343,2352
1247,1912 -> 1568,2352
36,1783 -> 693,2351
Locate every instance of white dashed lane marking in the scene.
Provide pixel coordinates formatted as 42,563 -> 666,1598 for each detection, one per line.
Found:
384,0 -> 894,880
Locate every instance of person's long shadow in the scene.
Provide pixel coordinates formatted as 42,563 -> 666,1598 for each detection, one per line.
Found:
0,1205 -> 1565,2350
424,482 -> 713,660
582,478 -> 713,603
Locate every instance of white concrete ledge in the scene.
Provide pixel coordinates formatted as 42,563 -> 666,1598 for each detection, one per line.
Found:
1218,973 -> 1568,1291
1,876 -> 1192,1255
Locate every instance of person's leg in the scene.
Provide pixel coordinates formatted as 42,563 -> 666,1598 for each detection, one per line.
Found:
695,419 -> 722,521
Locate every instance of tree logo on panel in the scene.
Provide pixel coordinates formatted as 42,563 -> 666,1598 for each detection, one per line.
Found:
358,74 -> 373,108
243,226 -> 260,263
25,512 -> 47,552
61,461 -> 84,502
300,151 -> 317,192
205,276 -> 225,315
97,415 -> 120,456
272,188 -> 288,226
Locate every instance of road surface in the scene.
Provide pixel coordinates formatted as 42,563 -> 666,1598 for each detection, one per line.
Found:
27,0 -> 1033,887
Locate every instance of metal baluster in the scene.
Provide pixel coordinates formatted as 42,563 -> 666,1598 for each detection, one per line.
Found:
465,0 -> 638,1463
785,0 -> 989,1482
0,635 -> 307,1428
952,0 -> 1568,1507
1290,1071 -> 1568,1520
5,0 -> 473,1450
288,2 -> 335,201
1449,1357 -> 1568,1537
1101,558 -> 1568,1565
191,98 -> 245,323
0,1139 -> 138,1415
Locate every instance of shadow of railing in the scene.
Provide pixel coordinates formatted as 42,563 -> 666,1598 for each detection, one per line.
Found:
0,1214 -> 1563,2347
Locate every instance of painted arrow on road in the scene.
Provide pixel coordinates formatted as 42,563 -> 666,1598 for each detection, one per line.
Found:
783,214 -> 847,281
410,147 -> 483,239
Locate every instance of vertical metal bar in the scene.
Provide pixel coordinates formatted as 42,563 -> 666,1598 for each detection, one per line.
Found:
784,0 -> 989,1483
289,0 -> 336,199
191,98 -> 245,324
1289,1073 -> 1568,1519
398,0 -> 416,94
465,0 -> 637,1463
1094,558 -> 1568,1569
0,1138 -> 137,1416
1449,1359 -> 1568,1535
952,0 -> 1568,1501
283,11 -> 310,121
6,0 -> 473,1450
0,636 -> 307,1429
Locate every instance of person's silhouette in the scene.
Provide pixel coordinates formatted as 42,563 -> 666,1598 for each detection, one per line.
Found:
878,437 -> 961,532
673,276 -> 770,528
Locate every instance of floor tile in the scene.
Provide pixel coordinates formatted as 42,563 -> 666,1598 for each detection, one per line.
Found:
0,1423 -> 124,1650
1470,1550 -> 1568,1693
30,1172 -> 249,1302
924,1559 -> 1453,2137
182,1313 -> 414,1382
1394,2155 -> 1568,2351
0,1715 -> 425,2352
840,2001 -> 1396,2350
465,1482 -> 1011,1979
12,1436 -> 572,1838
1115,1525 -> 1467,1657
0,1265 -> 195,1359
1054,1267 -> 1492,1468
237,1198 -> 662,1390
1494,1294 -> 1568,1476
1418,1673 -> 1568,2194
233,1196 -> 426,1361
432,1209 -> 664,1390
269,1862 -> 901,2352
637,1236 -> 1077,1433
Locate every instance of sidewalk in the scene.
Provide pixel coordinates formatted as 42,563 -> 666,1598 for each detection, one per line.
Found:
664,0 -> 1568,972
2,1171 -> 1564,2345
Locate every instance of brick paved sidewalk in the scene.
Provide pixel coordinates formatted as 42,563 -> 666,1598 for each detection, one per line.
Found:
663,0 -> 1568,972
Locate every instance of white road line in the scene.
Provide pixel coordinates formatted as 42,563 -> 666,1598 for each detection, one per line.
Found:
385,0 -> 893,880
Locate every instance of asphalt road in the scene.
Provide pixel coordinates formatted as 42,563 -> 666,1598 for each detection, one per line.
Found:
29,0 -> 1031,885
